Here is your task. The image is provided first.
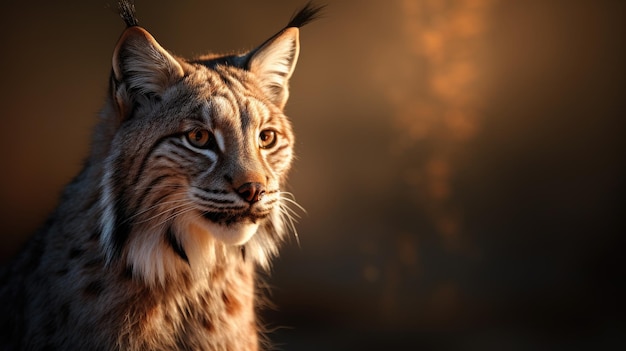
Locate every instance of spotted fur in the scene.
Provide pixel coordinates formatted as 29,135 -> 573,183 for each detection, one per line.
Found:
0,1 -> 322,350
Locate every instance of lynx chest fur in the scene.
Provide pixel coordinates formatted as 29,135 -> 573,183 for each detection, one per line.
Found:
0,2 -> 321,350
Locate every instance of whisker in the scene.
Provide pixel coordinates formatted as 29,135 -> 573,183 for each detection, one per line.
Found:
148,205 -> 198,231
120,198 -> 190,228
280,203 -> 302,219
277,192 -> 307,214
276,200 -> 302,246
132,201 -> 193,226
277,206 -> 299,230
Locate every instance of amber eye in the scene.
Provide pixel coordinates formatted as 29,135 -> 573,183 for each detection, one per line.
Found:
185,128 -> 214,149
259,129 -> 277,149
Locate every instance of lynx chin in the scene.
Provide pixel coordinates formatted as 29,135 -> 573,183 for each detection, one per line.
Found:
0,1 -> 322,350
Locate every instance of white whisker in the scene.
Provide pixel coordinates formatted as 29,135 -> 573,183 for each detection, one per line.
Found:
149,206 -> 197,231
280,203 -> 302,219
133,201 -> 192,226
124,199 -> 189,228
277,192 -> 307,214
124,197 -> 190,223
275,192 -> 305,246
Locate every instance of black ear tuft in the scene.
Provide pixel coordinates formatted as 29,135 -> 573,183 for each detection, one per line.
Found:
117,0 -> 139,27
287,2 -> 326,28
241,2 -> 324,109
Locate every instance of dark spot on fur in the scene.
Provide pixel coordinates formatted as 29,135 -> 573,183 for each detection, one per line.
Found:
68,247 -> 84,259
56,268 -> 69,276
84,280 -> 105,297
222,291 -> 242,315
201,316 -> 215,332
122,265 -> 134,280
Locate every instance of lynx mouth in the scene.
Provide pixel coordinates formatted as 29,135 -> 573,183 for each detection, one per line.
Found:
198,209 -> 270,245
201,209 -> 270,225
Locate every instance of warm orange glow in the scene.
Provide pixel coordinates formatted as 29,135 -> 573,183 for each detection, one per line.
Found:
393,0 -> 495,248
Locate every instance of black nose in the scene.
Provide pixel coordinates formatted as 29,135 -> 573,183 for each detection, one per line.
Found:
236,182 -> 266,204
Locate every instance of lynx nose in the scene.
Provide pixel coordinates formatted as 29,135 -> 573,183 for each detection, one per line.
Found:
236,182 -> 266,204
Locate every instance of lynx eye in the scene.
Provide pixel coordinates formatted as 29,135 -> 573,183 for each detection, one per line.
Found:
185,128 -> 214,149
259,129 -> 277,149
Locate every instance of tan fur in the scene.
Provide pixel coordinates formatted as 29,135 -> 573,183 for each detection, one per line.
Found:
0,3 -> 321,350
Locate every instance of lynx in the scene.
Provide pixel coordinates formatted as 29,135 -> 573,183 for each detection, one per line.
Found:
0,1 -> 321,350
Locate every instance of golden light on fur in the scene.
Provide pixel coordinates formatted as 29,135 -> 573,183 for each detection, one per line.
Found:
0,2 -> 323,349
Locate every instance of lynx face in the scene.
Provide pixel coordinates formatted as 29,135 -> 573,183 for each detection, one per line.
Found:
100,25 -> 300,285
180,70 -> 294,246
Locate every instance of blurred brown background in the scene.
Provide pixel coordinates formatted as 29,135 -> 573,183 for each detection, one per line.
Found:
1,0 -> 624,349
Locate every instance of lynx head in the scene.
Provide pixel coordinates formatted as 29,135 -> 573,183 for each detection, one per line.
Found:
97,1 -> 321,285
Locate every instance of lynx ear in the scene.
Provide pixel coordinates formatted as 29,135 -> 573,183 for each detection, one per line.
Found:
112,26 -> 184,96
247,27 -> 300,109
